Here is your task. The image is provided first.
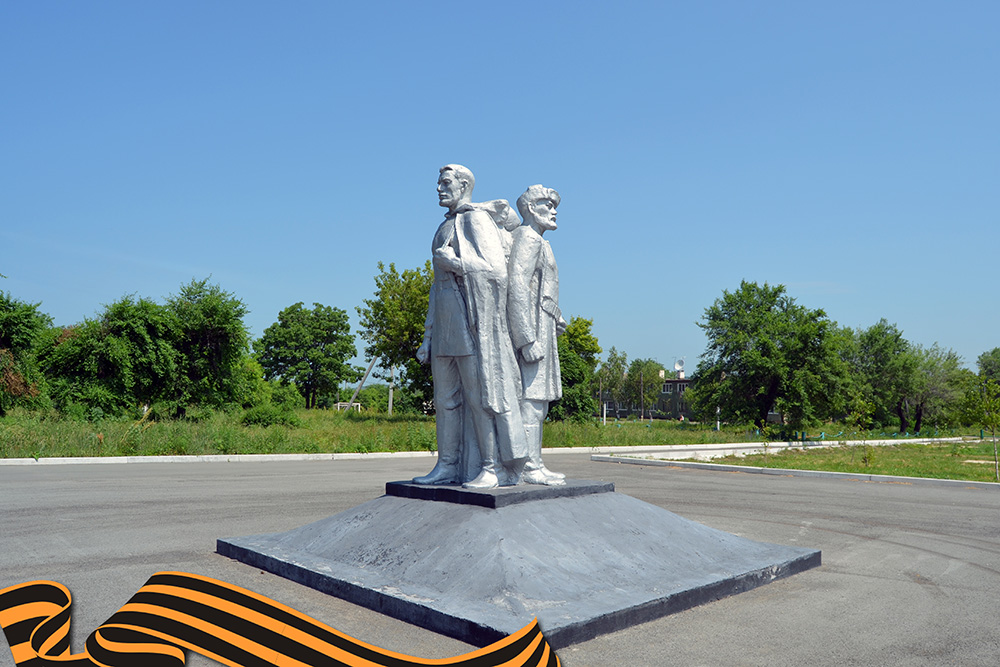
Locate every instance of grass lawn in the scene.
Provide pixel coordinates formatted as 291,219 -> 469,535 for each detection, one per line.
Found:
2,408 -> 993,484
1,409 -> 765,459
0,409 -> 439,459
697,439 -> 1000,484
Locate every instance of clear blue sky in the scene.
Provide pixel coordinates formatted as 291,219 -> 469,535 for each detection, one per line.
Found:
3,2 -> 997,371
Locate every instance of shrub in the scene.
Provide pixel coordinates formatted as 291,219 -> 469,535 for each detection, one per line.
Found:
270,381 -> 305,409
241,404 -> 301,428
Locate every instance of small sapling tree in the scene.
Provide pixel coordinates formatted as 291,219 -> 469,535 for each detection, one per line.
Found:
964,379 -> 1000,482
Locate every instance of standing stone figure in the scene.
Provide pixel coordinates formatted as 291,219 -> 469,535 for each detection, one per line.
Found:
414,165 -> 528,489
507,185 -> 567,485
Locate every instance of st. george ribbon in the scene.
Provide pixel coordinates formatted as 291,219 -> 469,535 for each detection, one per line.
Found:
0,572 -> 560,667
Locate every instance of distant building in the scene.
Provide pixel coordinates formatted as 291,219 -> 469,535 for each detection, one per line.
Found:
656,376 -> 692,420
597,361 -> 695,421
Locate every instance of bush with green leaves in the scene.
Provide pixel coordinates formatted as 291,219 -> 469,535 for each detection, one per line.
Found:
0,292 -> 53,415
241,404 -> 302,428
40,296 -> 179,417
167,279 -> 253,409
38,279 -> 254,419
268,380 -> 304,408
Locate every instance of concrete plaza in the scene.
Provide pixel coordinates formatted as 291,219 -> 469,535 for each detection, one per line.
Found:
2,452 -> 998,666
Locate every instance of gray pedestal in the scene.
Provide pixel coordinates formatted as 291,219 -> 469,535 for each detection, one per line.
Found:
217,480 -> 820,648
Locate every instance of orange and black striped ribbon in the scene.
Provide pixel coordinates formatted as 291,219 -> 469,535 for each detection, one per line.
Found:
0,571 -> 560,667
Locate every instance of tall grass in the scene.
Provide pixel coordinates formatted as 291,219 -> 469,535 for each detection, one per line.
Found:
1,410 -> 756,459
0,408 -> 438,459
541,418 -> 759,448
0,408 -> 983,461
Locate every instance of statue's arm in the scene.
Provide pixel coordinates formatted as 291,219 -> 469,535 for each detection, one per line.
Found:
433,245 -> 464,276
507,231 -> 543,358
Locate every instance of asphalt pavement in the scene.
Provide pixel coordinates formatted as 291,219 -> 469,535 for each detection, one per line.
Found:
2,452 -> 999,666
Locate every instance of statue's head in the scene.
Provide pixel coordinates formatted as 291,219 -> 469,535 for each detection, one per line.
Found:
437,164 -> 475,212
516,184 -> 560,232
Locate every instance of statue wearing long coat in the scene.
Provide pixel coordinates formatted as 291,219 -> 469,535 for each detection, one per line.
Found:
507,224 -> 562,401
424,203 -> 527,474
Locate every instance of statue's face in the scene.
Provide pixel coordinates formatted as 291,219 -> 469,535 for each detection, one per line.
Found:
437,172 -> 466,210
529,198 -> 558,231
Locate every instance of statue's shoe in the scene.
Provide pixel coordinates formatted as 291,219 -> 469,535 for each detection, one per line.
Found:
539,465 -> 566,480
522,468 -> 566,486
412,463 -> 459,485
463,469 -> 499,489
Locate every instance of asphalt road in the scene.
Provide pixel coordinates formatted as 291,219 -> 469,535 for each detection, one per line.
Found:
2,453 -> 999,666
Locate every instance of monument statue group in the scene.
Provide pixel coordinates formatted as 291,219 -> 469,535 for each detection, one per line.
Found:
217,164 -> 822,649
414,164 -> 566,489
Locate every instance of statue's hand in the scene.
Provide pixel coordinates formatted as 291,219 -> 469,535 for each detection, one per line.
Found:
521,341 -> 544,363
556,317 -> 568,335
416,339 -> 431,365
433,247 -> 463,275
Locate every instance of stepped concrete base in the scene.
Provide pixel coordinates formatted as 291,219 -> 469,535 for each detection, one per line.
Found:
218,480 -> 820,648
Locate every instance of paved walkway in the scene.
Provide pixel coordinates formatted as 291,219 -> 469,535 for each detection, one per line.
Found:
2,454 -> 999,666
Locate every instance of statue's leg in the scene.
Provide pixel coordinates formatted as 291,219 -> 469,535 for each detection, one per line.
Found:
412,355 -> 462,485
521,399 -> 565,485
457,355 -> 499,489
459,404 -> 481,484
493,409 -> 527,486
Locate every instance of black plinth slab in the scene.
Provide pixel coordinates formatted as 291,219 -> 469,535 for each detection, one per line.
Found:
385,479 -> 614,508
218,484 -> 820,648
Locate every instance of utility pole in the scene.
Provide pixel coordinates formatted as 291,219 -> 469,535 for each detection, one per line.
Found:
640,370 -> 644,421
600,376 -> 605,425
388,366 -> 394,416
346,358 -> 378,409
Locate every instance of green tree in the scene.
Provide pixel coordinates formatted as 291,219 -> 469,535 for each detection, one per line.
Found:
963,379 -> 1000,481
597,346 -> 628,414
356,262 -> 434,411
847,319 -> 919,431
977,348 -> 1000,382
255,302 -> 357,409
549,316 -> 601,421
0,292 -> 52,415
623,357 -> 666,419
898,344 -> 967,433
691,281 -> 848,429
166,279 -> 252,410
